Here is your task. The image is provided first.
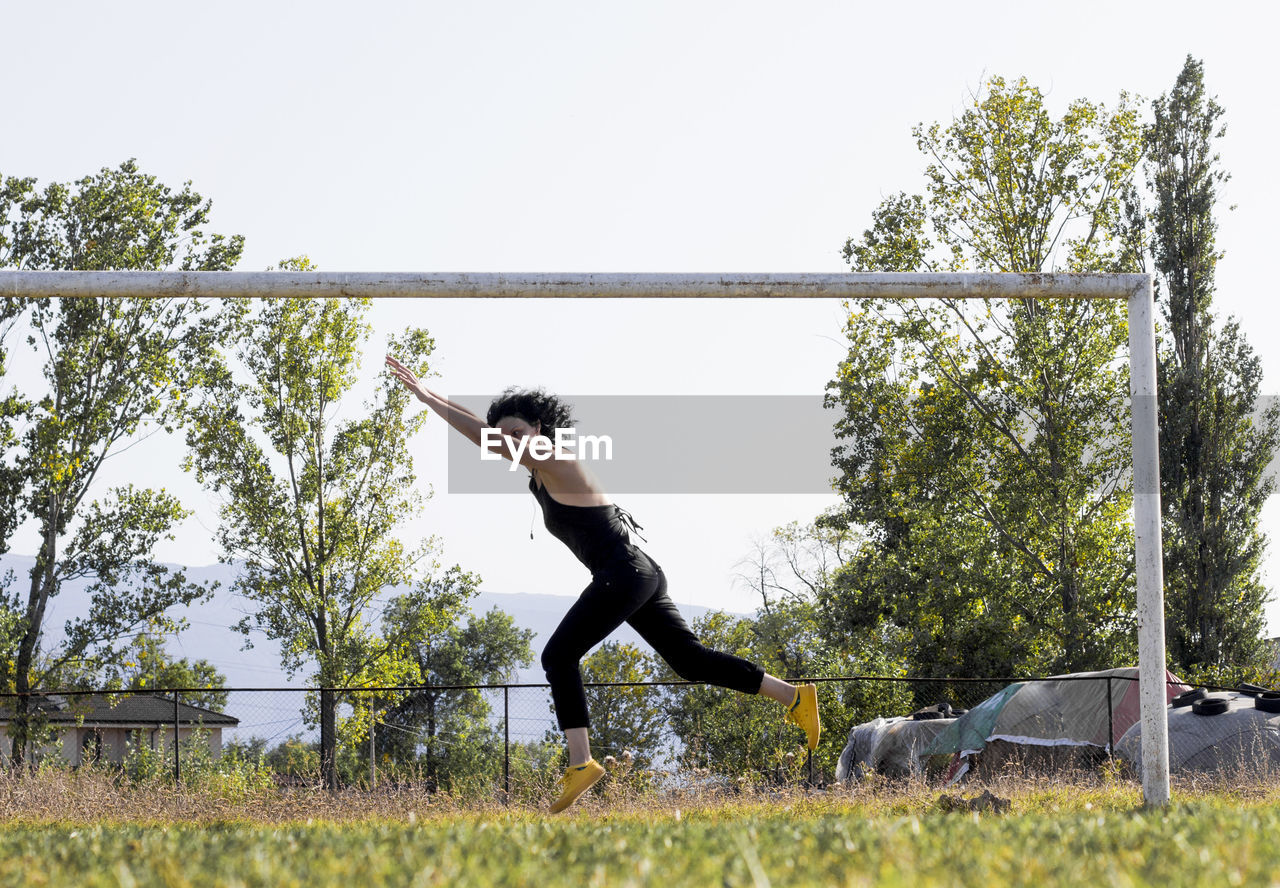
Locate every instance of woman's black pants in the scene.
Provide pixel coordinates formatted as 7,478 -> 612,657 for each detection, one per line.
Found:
541,557 -> 766,731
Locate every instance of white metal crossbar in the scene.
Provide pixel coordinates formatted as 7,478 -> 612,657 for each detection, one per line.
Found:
1,271 -> 1146,300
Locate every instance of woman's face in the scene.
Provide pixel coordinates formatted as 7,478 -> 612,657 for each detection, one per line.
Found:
495,415 -> 540,444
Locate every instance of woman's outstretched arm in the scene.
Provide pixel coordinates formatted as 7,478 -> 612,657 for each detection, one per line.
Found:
382,356 -> 485,423
385,355 -> 559,476
385,355 -> 489,447
423,386 -> 486,424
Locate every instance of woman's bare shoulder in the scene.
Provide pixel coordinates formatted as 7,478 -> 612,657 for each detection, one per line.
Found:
533,462 -> 611,505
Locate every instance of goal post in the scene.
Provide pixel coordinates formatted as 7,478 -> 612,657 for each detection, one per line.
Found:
1126,273 -> 1170,808
0,269 -> 1170,806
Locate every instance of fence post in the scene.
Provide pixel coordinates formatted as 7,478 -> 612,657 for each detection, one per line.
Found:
503,685 -> 510,804
1106,677 -> 1115,760
173,690 -> 180,784
370,696 -> 376,790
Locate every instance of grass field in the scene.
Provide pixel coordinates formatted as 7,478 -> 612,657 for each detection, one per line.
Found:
3,770 -> 1279,887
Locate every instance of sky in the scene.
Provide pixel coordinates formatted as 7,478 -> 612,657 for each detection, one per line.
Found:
3,1 -> 1278,634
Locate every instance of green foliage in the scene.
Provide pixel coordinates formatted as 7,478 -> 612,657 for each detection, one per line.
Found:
119,632 -> 229,710
0,159 -> 244,272
505,736 -> 564,781
1174,661 -> 1280,695
40,629 -> 229,711
375,576 -> 534,789
0,160 -> 244,763
921,78 -> 1142,273
659,610 -> 792,777
184,290 -> 436,682
1145,57 -> 1280,674
256,735 -> 321,781
829,76 -> 1144,678
117,724 -> 275,798
652,518 -> 912,780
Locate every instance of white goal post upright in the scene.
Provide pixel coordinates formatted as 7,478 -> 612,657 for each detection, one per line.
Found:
1126,273 -> 1171,808
0,270 -> 1170,806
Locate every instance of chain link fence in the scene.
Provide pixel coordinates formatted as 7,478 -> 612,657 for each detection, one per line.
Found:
0,673 -> 1211,796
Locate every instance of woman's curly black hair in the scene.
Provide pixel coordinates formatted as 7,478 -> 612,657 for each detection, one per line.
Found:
486,387 -> 575,434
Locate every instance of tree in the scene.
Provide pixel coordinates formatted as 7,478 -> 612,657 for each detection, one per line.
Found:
0,159 -> 243,765
183,281 -> 445,789
1147,57 -> 1280,676
656,518 -> 911,781
40,627 -> 229,711
120,631 -> 229,710
376,573 -> 534,789
829,77 -> 1144,678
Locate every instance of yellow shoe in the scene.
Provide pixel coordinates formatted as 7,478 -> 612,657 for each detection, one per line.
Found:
783,684 -> 821,750
549,759 -> 606,814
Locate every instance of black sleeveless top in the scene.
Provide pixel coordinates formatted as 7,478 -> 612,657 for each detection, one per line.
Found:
528,473 -> 653,575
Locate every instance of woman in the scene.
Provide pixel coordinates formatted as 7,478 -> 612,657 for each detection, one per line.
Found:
385,356 -> 819,812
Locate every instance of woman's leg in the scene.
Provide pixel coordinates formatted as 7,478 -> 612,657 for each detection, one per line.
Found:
757,673 -> 799,705
627,572 -> 821,747
564,727 -> 591,767
626,570 -> 765,693
542,569 -> 662,812
541,568 -> 665,757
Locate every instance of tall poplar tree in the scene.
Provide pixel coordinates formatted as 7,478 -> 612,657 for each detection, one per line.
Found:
1148,57 -> 1280,676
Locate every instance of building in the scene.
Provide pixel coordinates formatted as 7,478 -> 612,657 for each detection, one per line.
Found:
0,693 -> 239,766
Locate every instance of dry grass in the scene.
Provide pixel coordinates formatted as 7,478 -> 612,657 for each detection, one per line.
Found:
4,761 -> 1279,825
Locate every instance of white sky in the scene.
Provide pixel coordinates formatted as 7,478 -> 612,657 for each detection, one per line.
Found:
4,1 -> 1278,630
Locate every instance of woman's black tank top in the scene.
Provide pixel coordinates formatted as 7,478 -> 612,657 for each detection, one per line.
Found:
529,474 -> 652,575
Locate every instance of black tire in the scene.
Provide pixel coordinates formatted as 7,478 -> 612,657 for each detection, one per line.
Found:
1255,692 -> 1280,714
1239,682 -> 1271,698
1171,688 -> 1208,709
1192,696 -> 1230,716
911,703 -> 953,721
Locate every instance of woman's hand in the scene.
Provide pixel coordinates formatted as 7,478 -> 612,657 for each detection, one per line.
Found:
385,355 -> 430,404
